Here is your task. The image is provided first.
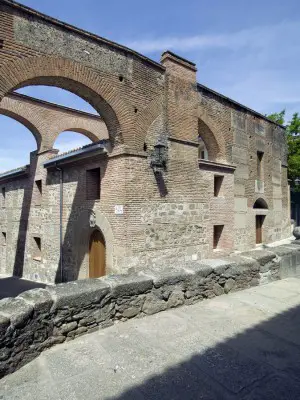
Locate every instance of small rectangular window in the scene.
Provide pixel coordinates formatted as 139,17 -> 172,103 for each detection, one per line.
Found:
33,236 -> 41,261
257,151 -> 264,179
35,180 -> 42,205
0,40 -> 3,49
214,176 -> 224,197
2,232 -> 6,246
2,187 -> 5,207
213,225 -> 224,249
86,168 -> 100,200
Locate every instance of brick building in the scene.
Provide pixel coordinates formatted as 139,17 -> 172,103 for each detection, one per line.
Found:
0,0 -> 290,283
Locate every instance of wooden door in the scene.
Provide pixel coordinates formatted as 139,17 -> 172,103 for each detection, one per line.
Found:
89,230 -> 106,278
256,215 -> 264,244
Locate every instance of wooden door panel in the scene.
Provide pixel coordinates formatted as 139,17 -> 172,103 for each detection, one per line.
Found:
256,215 -> 264,244
89,230 -> 106,278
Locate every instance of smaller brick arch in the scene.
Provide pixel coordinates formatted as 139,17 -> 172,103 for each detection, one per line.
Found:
49,121 -> 108,149
0,107 -> 41,149
197,107 -> 226,162
0,94 -> 109,151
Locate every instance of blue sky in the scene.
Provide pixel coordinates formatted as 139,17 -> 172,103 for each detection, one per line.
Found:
1,0 -> 300,172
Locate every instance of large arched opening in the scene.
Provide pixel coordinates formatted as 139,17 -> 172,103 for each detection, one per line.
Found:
0,58 -> 122,280
0,114 -> 38,172
0,57 -> 125,148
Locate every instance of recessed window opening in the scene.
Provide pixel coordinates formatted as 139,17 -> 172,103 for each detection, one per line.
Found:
33,236 -> 41,261
198,136 -> 208,160
119,75 -> 124,82
213,225 -> 224,250
214,175 -> 224,197
0,40 -> 4,49
253,198 -> 268,209
35,179 -> 42,205
257,151 -> 264,179
86,167 -> 101,200
1,187 -> 5,207
2,232 -> 6,245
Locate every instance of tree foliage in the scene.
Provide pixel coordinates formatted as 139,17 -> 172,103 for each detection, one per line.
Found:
267,110 -> 300,189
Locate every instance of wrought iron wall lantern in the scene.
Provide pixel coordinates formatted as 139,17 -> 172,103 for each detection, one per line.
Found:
150,138 -> 168,174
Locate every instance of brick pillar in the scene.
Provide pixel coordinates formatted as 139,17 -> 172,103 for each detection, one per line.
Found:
161,51 -> 198,143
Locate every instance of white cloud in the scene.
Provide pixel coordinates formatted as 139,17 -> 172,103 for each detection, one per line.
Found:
54,135 -> 92,154
125,20 -> 300,53
124,19 -> 300,120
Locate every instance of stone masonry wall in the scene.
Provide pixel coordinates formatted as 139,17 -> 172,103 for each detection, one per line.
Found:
197,86 -> 290,252
1,244 -> 300,378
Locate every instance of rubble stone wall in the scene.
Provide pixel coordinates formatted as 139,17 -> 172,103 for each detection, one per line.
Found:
1,244 -> 300,378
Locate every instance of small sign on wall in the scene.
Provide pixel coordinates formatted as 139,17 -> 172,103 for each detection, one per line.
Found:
114,205 -> 124,215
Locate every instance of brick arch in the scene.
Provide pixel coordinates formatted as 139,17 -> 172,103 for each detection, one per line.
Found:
0,56 -> 133,148
54,128 -> 101,146
197,108 -> 226,162
136,95 -> 164,149
0,108 -> 41,149
50,122 -> 109,149
0,94 -> 109,151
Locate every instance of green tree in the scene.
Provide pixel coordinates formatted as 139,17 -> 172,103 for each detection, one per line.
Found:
267,110 -> 286,125
267,110 -> 300,189
288,112 -> 300,136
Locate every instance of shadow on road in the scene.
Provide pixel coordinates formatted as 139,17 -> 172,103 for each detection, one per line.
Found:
109,296 -> 300,400
0,277 -> 45,300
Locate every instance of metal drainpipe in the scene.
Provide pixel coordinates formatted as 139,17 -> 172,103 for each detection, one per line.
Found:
55,164 -> 63,283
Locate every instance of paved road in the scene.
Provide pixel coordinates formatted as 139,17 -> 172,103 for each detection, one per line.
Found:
1,278 -> 300,400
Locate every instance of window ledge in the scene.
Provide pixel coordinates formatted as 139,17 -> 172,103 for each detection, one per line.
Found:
33,256 -> 42,262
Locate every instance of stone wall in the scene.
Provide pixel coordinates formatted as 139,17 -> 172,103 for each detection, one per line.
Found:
1,243 -> 300,378
197,85 -> 290,251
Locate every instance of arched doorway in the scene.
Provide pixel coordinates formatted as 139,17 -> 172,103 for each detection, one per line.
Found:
253,198 -> 268,244
89,229 -> 106,278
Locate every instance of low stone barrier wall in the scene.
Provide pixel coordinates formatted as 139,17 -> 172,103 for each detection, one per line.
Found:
1,243 -> 300,378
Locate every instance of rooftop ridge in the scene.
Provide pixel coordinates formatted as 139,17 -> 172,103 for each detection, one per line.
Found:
0,164 -> 29,177
50,139 -> 110,160
197,83 -> 286,129
1,0 -> 165,72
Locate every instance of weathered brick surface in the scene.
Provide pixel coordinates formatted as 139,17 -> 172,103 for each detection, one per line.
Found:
0,93 -> 108,150
0,1 -> 290,282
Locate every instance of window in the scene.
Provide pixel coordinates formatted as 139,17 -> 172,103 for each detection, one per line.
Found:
257,151 -> 264,179
214,176 -> 224,197
1,187 -> 5,207
213,225 -> 224,249
35,180 -> 42,206
86,168 -> 100,200
2,232 -> 6,246
33,237 -> 41,261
